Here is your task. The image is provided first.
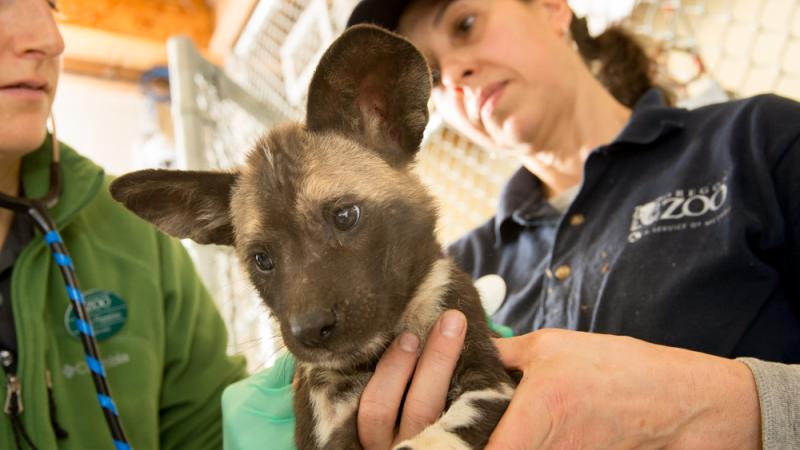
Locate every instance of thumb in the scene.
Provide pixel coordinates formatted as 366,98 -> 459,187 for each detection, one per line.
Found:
492,335 -> 531,370
485,373 -> 551,450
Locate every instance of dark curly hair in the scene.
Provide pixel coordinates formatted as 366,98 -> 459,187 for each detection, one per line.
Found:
569,14 -> 662,107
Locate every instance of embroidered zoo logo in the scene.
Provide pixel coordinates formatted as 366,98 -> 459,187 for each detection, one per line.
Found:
628,179 -> 731,243
62,352 -> 130,379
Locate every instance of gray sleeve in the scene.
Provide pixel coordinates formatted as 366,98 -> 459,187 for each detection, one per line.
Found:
737,358 -> 800,450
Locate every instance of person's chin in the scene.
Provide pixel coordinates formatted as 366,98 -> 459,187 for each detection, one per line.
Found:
0,121 -> 48,155
495,108 -> 541,148
484,112 -> 522,149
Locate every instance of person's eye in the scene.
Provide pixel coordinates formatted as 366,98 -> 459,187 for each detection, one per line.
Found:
431,67 -> 442,86
454,15 -> 475,35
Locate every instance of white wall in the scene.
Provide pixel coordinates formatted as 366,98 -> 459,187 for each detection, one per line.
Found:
51,73 -> 149,176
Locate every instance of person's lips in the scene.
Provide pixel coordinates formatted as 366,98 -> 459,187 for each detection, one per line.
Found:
477,81 -> 508,122
0,79 -> 50,97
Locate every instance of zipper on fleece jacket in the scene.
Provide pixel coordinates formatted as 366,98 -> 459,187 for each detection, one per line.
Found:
2,349 -> 37,449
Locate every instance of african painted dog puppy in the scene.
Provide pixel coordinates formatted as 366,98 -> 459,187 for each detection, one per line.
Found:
110,24 -> 515,450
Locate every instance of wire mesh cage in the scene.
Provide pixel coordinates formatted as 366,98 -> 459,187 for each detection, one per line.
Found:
167,36 -> 289,370
632,0 -> 800,100
168,0 -> 800,368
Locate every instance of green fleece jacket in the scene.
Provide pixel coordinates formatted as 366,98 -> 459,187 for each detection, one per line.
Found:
0,136 -> 246,450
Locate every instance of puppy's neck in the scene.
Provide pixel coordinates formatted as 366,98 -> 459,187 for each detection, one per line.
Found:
295,257 -> 456,448
397,257 -> 453,345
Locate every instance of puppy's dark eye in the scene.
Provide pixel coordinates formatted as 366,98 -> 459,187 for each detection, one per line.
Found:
254,252 -> 275,273
333,205 -> 361,231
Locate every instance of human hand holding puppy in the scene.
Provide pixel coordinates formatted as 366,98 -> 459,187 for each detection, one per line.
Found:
358,310 -> 467,449
360,318 -> 761,450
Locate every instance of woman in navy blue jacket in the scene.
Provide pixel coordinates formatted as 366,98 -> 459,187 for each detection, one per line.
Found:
348,1 -> 800,449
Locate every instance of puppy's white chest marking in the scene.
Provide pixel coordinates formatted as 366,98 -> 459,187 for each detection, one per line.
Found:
309,384 -> 360,448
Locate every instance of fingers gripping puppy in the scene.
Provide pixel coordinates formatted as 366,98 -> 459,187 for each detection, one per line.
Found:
110,25 -> 514,450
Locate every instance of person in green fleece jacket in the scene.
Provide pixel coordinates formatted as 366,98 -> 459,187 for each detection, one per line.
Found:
0,1 -> 246,449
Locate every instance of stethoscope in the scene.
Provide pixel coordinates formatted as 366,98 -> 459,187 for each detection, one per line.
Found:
0,120 -> 132,450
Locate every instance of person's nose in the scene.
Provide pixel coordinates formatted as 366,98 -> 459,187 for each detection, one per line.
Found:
439,53 -> 478,95
12,0 -> 65,60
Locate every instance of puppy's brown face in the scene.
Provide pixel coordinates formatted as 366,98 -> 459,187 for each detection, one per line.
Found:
110,25 -> 435,368
230,126 -> 438,366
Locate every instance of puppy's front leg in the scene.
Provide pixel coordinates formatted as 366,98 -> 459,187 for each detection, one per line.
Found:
393,383 -> 514,450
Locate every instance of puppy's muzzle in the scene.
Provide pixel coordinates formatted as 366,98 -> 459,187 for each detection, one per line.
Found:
290,307 -> 338,348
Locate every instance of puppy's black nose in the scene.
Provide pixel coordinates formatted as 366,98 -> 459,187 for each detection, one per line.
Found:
290,309 -> 337,347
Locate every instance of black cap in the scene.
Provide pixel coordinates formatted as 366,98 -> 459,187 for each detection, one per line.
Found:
346,0 -> 414,30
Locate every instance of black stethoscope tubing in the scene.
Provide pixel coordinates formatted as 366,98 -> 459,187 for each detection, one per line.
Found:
0,131 -> 132,450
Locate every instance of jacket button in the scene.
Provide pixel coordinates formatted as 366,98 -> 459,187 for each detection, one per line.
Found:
555,265 -> 572,280
569,214 -> 585,226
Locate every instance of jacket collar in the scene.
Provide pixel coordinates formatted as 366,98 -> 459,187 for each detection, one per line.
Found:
609,88 -> 688,148
492,88 -> 688,244
493,167 -> 560,245
21,134 -> 105,228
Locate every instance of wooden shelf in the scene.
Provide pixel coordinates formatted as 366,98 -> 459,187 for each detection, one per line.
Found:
56,0 -> 213,46
55,0 -> 219,80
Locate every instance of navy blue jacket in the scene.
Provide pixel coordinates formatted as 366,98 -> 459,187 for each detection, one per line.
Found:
448,90 -> 800,363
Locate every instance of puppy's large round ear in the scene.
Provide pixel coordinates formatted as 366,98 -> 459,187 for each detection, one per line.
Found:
110,169 -> 237,246
306,24 -> 431,168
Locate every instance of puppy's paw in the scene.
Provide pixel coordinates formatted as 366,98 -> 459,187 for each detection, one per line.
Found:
392,425 -> 471,450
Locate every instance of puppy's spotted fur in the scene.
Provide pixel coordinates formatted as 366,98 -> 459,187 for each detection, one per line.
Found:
111,25 -> 514,450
